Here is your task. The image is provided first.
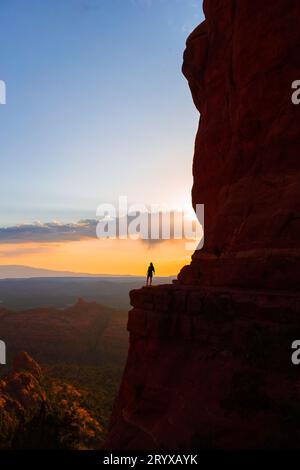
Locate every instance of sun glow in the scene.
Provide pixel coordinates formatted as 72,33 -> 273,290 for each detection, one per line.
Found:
0,238 -> 192,276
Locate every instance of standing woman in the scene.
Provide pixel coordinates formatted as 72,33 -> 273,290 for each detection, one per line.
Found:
146,262 -> 155,286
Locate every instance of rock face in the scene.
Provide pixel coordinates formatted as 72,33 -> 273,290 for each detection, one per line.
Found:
179,0 -> 300,290
106,0 -> 300,449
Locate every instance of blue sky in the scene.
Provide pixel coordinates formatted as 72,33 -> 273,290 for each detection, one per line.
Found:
0,0 -> 204,227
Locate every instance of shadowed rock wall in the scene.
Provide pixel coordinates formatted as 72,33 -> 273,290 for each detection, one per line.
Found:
106,0 -> 300,449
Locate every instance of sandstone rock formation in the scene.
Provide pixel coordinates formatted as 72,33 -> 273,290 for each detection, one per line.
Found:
0,352 -> 103,449
106,0 -> 300,449
179,0 -> 300,290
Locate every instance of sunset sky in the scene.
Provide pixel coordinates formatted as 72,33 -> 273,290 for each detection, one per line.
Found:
0,0 -> 204,275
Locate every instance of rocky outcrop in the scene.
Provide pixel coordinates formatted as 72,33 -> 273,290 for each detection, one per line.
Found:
0,352 -> 46,431
106,0 -> 300,450
107,286 -> 300,449
0,352 -> 103,449
179,0 -> 300,290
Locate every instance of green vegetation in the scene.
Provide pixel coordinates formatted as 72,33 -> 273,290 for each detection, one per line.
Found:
44,363 -> 124,440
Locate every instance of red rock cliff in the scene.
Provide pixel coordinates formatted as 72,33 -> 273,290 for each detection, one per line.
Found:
106,0 -> 300,449
179,0 -> 300,289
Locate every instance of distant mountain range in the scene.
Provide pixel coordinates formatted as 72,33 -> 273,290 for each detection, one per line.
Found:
0,266 -> 175,311
0,265 -> 105,278
0,264 -> 169,280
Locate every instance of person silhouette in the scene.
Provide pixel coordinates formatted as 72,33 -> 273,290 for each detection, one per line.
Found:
146,262 -> 155,286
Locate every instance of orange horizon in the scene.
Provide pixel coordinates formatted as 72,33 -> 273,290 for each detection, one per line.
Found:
0,238 -> 192,277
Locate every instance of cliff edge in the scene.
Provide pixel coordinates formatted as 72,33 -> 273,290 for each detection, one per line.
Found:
106,0 -> 300,449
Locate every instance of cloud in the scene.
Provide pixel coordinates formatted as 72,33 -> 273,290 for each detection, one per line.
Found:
0,211 -> 200,248
0,220 -> 98,244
